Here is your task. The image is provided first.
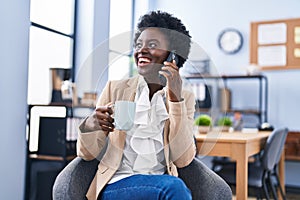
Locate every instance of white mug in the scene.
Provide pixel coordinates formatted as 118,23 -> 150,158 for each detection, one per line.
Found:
114,101 -> 136,131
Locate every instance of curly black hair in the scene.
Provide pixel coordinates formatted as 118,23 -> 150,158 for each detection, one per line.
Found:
134,10 -> 191,68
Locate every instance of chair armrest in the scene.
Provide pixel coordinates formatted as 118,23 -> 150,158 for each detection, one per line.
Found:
52,157 -> 99,200
178,157 -> 232,200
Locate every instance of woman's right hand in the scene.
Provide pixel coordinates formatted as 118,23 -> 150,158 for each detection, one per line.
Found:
95,103 -> 115,133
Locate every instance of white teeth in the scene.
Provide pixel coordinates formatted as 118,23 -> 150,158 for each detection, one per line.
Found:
139,57 -> 150,63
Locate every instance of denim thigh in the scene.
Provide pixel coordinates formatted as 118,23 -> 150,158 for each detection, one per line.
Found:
99,174 -> 192,200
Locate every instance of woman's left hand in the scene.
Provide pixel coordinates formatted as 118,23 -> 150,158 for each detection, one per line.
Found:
159,60 -> 182,102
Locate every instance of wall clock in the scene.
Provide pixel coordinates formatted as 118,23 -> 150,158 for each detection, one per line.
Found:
218,28 -> 243,54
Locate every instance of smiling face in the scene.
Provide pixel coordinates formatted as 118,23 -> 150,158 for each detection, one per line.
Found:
134,28 -> 170,83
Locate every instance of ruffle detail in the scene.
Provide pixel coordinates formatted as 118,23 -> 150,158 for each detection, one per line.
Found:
127,77 -> 168,172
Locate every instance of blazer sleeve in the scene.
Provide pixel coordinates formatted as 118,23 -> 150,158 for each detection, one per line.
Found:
168,90 -> 196,168
76,81 -> 112,161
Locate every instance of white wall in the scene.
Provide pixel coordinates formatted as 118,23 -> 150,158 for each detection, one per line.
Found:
153,0 -> 300,130
0,0 -> 30,199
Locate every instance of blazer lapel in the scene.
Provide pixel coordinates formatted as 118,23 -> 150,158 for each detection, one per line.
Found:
122,75 -> 139,101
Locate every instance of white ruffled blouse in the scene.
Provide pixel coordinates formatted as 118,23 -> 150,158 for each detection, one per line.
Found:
109,77 -> 169,184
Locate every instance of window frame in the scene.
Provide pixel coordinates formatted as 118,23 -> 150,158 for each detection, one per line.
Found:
28,0 -> 77,90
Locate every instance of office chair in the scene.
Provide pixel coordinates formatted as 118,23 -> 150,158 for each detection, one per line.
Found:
215,127 -> 288,200
52,157 -> 233,200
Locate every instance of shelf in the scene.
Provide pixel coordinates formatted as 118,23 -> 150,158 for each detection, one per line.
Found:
184,74 -> 266,79
285,156 -> 300,161
48,102 -> 95,108
25,105 -> 81,200
226,109 -> 262,115
196,108 -> 262,115
29,154 -> 76,161
186,74 -> 268,124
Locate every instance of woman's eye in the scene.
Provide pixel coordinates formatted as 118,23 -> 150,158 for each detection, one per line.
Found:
134,41 -> 158,50
135,43 -> 142,50
148,42 -> 157,49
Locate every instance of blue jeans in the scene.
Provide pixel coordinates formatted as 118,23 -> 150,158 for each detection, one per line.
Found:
99,174 -> 192,200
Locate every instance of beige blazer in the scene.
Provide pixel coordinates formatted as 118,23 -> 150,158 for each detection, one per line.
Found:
77,75 -> 196,200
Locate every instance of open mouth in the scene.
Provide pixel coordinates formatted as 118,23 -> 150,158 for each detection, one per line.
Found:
138,57 -> 151,66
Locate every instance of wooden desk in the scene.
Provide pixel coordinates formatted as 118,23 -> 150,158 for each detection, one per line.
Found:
195,131 -> 285,200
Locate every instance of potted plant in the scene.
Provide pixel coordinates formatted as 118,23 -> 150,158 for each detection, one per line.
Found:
217,116 -> 233,132
194,114 -> 212,134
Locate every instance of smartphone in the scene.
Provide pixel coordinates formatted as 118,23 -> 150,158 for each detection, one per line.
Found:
159,50 -> 179,85
165,50 -> 178,64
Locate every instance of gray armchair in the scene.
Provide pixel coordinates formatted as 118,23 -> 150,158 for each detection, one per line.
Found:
53,157 -> 232,200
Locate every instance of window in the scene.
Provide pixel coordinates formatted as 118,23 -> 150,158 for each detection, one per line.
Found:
27,0 -> 76,104
108,0 -> 134,80
108,0 -> 150,80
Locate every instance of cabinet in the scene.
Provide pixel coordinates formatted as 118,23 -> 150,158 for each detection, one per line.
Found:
285,131 -> 300,161
24,105 -> 93,200
185,74 -> 268,125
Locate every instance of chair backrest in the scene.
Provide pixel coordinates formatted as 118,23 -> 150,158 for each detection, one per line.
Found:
261,127 -> 288,171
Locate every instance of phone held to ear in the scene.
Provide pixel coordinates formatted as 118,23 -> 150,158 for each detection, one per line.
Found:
165,50 -> 178,64
159,50 -> 178,85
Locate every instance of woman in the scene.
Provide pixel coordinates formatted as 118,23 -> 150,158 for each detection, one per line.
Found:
77,11 -> 195,200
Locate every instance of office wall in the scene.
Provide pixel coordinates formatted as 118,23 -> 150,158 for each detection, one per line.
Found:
153,0 -> 300,187
0,0 -> 30,199
153,0 -> 300,130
